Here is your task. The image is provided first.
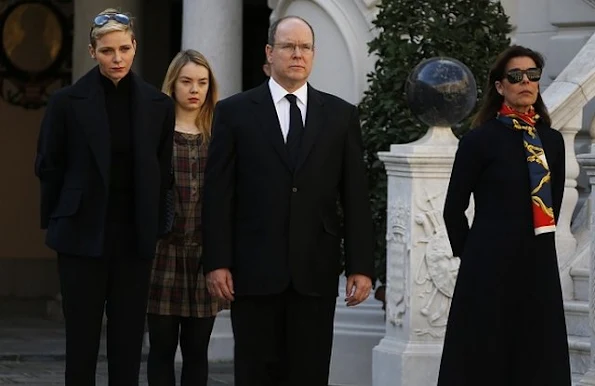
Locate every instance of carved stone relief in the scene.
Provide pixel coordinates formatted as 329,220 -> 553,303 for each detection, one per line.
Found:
386,199 -> 409,327
413,188 -> 460,338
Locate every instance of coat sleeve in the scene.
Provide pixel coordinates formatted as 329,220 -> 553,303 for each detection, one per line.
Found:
341,105 -> 375,279
550,129 -> 565,223
35,93 -> 66,229
443,131 -> 483,258
157,99 -> 175,235
201,101 -> 236,274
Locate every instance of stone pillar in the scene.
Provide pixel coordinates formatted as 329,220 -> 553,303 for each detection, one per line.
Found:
555,111 -> 582,299
558,112 -> 581,252
182,0 -> 243,99
73,0 -> 141,81
373,126 -> 460,386
576,143 -> 595,385
178,2 -> 243,358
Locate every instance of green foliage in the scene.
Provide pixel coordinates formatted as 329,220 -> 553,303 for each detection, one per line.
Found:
359,0 -> 511,283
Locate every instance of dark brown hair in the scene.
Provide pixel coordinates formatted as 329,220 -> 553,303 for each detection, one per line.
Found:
472,45 -> 551,128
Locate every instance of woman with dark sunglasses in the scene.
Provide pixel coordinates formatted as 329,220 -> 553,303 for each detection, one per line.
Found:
438,45 -> 571,385
35,7 -> 174,385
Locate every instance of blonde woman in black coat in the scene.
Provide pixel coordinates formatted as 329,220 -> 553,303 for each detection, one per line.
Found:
35,8 -> 174,385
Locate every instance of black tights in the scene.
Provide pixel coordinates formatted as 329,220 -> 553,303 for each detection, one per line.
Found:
147,314 -> 216,386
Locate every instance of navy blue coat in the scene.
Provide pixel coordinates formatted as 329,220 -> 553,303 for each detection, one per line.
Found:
35,67 -> 174,259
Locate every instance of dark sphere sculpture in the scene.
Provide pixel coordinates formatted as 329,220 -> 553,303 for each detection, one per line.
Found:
406,57 -> 477,127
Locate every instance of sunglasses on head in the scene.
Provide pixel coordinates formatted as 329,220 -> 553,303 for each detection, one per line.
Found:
505,67 -> 542,84
93,13 -> 131,27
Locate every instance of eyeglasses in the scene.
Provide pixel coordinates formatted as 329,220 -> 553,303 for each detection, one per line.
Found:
505,67 -> 542,84
273,43 -> 314,54
92,13 -> 131,27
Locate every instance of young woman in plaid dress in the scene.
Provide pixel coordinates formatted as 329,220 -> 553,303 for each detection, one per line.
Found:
146,50 -> 226,386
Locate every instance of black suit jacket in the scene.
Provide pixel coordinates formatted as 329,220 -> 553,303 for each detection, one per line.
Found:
35,66 -> 174,259
202,82 -> 374,297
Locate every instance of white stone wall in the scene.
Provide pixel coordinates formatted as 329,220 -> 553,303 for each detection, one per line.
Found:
512,0 -> 595,88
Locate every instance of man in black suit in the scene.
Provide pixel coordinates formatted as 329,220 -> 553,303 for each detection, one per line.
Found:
202,16 -> 374,386
34,9 -> 174,385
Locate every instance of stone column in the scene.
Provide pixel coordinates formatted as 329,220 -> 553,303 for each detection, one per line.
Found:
182,0 -> 243,99
177,0 -> 242,361
373,126 -> 461,386
178,2 -> 243,359
558,112 -> 581,253
576,143 -> 595,385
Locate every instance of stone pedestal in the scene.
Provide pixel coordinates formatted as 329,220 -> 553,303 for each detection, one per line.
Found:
576,152 -> 595,385
182,0 -> 242,99
373,127 -> 461,386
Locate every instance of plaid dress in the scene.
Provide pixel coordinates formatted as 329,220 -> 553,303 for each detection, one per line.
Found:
147,131 -> 226,317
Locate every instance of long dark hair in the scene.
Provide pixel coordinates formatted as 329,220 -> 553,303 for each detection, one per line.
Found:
472,45 -> 551,128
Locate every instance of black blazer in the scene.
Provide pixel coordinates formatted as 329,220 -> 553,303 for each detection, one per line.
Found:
35,66 -> 174,259
202,82 -> 374,297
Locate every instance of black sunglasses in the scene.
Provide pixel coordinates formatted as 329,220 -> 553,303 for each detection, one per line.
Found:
505,67 -> 542,84
93,13 -> 131,27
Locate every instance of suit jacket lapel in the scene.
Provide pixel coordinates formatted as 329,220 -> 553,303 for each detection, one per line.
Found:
251,83 -> 292,172
131,73 -> 149,164
70,68 -> 110,185
296,85 -> 325,172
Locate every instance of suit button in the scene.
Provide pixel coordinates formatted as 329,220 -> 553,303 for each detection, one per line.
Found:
292,187 -> 298,193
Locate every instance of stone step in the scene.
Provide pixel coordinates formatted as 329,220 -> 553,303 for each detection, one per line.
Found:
569,335 -> 590,379
565,300 -> 590,338
571,267 -> 589,302
0,297 -> 57,318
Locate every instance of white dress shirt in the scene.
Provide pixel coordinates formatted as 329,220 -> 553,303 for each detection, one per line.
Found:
268,77 -> 308,143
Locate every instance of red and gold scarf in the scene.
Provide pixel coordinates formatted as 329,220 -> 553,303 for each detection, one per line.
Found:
497,104 -> 556,235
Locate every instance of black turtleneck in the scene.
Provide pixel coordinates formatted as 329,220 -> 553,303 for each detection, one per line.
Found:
100,72 -> 135,224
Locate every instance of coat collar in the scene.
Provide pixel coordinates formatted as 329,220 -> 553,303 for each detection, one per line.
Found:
67,66 -> 165,186
67,66 -> 163,101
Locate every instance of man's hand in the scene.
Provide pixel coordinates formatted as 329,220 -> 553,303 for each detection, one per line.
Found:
345,274 -> 372,307
206,268 -> 234,301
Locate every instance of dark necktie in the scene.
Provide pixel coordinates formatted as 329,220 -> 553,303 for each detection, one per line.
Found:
285,94 -> 304,169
